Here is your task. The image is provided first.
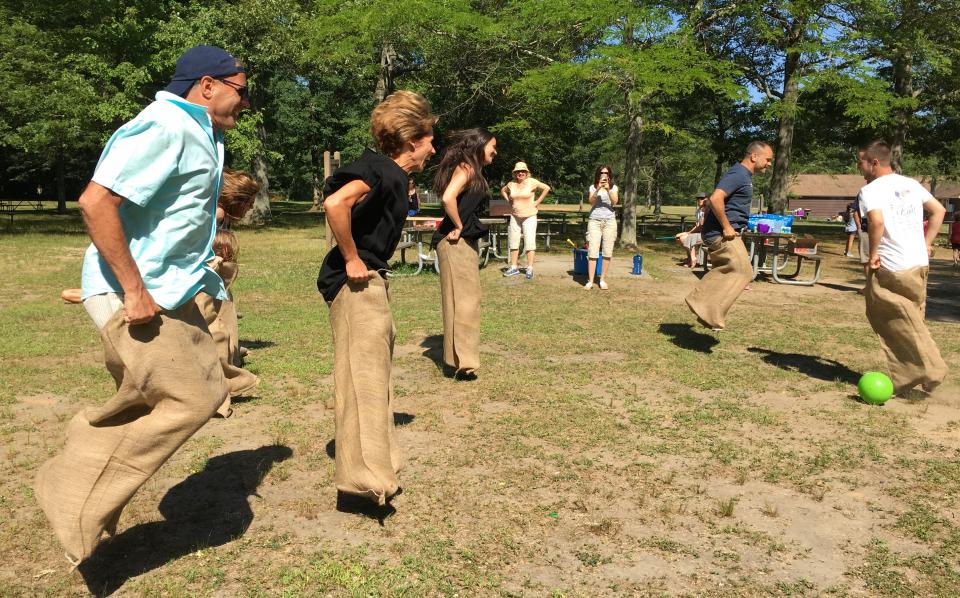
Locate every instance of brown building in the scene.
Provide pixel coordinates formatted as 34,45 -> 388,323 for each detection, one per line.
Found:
786,174 -> 960,219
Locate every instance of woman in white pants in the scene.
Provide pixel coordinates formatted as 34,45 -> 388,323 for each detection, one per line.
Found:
500,161 -> 551,279
584,165 -> 618,289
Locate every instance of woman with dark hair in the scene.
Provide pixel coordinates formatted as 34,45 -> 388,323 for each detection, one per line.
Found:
432,127 -> 498,380
584,165 -> 619,289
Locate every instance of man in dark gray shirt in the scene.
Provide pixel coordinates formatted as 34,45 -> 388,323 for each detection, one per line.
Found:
685,141 -> 773,330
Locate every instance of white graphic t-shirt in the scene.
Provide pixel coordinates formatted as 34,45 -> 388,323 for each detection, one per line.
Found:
858,173 -> 935,271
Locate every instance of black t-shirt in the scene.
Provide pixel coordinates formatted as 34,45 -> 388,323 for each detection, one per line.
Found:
702,162 -> 753,242
432,185 -> 489,246
317,149 -> 409,303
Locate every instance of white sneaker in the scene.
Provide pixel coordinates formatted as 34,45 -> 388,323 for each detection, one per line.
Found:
584,281 -> 594,290
599,280 -> 609,290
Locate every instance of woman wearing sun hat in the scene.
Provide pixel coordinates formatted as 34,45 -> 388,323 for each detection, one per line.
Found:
500,161 -> 551,279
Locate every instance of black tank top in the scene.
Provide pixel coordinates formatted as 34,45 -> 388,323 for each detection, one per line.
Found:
432,186 -> 489,246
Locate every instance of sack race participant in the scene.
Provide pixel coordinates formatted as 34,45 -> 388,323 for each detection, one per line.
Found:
34,45 -> 248,565
431,128 -> 498,379
685,141 -> 773,330
856,140 -> 948,395
196,168 -> 260,417
317,91 -> 437,509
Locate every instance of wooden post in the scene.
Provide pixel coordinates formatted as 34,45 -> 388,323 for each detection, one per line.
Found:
323,150 -> 341,250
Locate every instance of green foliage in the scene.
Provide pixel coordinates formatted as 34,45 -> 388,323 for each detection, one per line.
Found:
4,0 -> 960,206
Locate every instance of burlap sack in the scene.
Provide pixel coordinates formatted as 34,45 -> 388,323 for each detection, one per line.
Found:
34,299 -> 228,563
685,236 -> 753,329
196,258 -> 258,416
436,238 -> 481,373
329,273 -> 401,505
865,266 -> 948,392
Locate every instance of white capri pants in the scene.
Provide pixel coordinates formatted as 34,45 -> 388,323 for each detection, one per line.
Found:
508,214 -> 537,252
586,218 -> 617,259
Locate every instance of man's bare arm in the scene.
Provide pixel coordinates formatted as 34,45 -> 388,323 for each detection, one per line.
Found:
323,179 -> 373,283
923,197 -> 946,254
866,209 -> 885,270
706,188 -> 734,239
78,182 -> 159,324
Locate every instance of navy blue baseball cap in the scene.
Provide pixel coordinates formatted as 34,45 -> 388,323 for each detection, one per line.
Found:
165,45 -> 245,97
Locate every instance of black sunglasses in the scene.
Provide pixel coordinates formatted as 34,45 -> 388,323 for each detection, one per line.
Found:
218,78 -> 249,100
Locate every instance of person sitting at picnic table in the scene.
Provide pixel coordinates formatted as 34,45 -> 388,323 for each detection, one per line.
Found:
500,161 -> 550,279
407,179 -> 420,216
675,192 -> 707,268
584,165 -> 618,289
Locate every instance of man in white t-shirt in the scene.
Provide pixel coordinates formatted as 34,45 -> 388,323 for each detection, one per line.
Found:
857,140 -> 947,395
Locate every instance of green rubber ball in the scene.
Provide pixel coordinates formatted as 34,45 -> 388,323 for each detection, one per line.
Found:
858,371 -> 894,405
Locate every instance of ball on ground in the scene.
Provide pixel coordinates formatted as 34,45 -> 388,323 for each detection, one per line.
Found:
858,371 -> 894,405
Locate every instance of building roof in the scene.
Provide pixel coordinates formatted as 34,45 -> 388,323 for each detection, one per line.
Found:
788,174 -> 960,199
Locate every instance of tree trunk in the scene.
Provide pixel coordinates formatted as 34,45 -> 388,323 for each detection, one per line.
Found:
891,50 -> 913,174
246,119 -> 272,225
653,161 -> 662,216
713,109 -> 727,187
56,154 -> 66,214
767,20 -> 804,214
309,148 -> 323,211
645,169 -> 654,208
374,42 -> 398,103
620,109 -> 642,249
245,81 -> 272,225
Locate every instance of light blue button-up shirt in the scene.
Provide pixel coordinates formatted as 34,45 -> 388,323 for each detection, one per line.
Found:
81,91 -> 228,309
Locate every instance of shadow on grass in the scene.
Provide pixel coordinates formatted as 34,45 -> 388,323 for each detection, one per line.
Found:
818,281 -> 862,293
419,335 -> 444,370
239,339 -> 276,350
747,347 -> 859,384
658,323 -> 719,354
324,413 -> 416,460
78,445 -> 292,597
926,261 -> 960,323
565,270 -> 592,286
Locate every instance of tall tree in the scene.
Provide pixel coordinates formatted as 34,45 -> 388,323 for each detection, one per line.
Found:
705,1 -> 854,213
507,3 -> 739,246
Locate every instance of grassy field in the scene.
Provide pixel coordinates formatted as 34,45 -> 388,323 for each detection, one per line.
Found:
1,205 -> 959,597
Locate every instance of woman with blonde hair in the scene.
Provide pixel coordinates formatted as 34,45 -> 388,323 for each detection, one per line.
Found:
318,90 -> 437,511
500,161 -> 550,279
432,128 -> 498,380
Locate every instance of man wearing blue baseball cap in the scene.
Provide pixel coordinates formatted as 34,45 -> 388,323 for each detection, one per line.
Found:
35,45 -> 250,565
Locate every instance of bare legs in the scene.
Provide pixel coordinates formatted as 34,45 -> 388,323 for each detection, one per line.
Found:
509,249 -> 536,269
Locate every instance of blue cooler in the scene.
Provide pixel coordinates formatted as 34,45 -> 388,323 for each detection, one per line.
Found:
572,249 -> 603,276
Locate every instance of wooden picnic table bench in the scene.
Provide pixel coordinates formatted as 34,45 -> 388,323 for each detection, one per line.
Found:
0,198 -> 46,223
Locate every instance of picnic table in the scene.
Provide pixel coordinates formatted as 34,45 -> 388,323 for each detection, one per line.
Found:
637,213 -> 688,237
741,231 -> 822,286
392,216 -> 508,275
0,198 -> 45,223
392,217 -> 442,276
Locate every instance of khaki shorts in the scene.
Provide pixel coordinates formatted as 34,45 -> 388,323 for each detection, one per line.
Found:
586,218 -> 617,259
508,214 -> 537,251
858,231 -> 870,264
